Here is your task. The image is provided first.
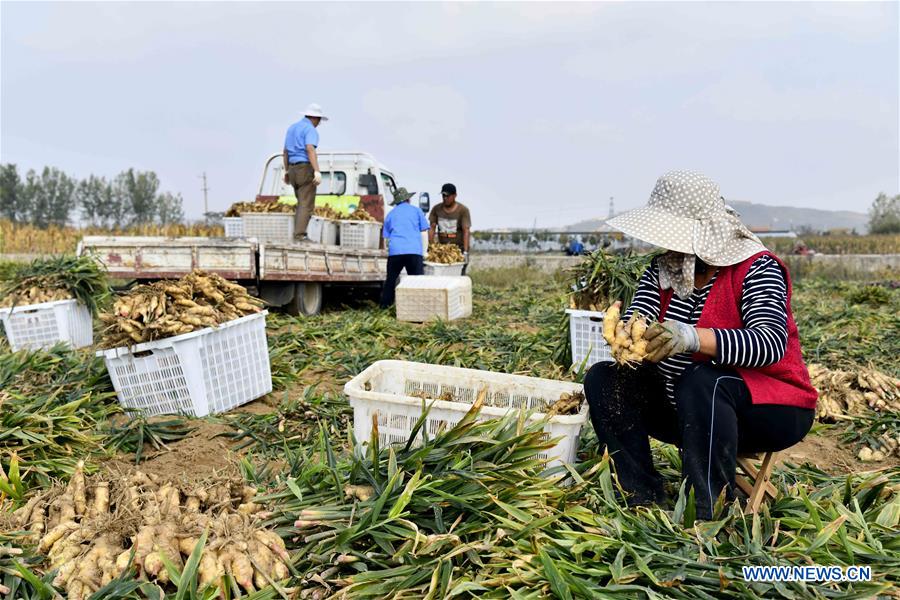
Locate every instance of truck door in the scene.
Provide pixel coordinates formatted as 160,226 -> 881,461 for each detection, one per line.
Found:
355,169 -> 390,223
380,172 -> 397,207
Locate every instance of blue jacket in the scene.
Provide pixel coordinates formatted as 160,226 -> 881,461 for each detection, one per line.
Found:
384,203 -> 429,256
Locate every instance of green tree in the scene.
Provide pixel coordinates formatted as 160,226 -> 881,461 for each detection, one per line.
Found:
24,167 -> 76,227
115,169 -> 160,225
868,193 -> 900,234
0,164 -> 26,222
155,191 -> 184,225
76,175 -> 116,228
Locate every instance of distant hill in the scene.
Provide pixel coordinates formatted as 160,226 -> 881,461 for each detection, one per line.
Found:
566,200 -> 870,234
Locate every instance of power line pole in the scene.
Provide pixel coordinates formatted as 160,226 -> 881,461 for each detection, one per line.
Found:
199,172 -> 209,222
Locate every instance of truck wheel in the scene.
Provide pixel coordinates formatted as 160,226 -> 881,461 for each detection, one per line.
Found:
287,282 -> 323,316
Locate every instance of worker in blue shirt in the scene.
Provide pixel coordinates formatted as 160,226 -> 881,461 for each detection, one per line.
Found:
283,103 -> 327,242
566,236 -> 585,256
381,188 -> 429,308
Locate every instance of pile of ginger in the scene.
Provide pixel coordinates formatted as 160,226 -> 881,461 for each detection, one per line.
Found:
11,462 -> 290,598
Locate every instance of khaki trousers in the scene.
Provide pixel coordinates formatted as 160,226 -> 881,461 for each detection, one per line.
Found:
288,163 -> 316,237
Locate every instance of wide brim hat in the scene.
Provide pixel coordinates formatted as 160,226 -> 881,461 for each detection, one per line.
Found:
304,103 -> 329,121
607,170 -> 767,266
392,187 -> 415,205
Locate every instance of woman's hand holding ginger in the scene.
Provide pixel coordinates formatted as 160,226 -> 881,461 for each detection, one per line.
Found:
643,320 -> 700,363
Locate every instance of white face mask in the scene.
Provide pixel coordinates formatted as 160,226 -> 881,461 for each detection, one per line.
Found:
657,251 -> 696,300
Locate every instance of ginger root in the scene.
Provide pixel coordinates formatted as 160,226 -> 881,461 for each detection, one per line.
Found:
603,303 -> 650,365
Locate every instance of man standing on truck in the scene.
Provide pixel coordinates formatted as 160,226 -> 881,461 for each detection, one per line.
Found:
429,183 -> 471,272
380,187 -> 430,308
283,103 -> 327,242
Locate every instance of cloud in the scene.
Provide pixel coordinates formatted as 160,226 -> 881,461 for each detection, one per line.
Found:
2,1 -> 896,228
3,3 -> 610,71
362,84 -> 467,149
531,117 -> 624,143
690,73 -> 894,131
561,2 -> 897,82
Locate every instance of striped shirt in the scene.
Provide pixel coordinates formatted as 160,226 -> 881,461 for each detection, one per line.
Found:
624,255 -> 789,402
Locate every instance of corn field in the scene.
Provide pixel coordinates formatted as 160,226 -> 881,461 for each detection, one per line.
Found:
1,269 -> 898,599
0,220 -> 224,254
761,234 -> 900,255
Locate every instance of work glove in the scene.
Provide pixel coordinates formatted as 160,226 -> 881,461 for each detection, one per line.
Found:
463,251 -> 469,263
313,171 -> 322,186
643,320 -> 700,363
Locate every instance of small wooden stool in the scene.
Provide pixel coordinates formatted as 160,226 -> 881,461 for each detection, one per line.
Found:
735,452 -> 779,514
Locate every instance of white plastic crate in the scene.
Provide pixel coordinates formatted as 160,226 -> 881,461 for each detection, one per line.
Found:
423,262 -> 465,276
308,216 -> 339,245
339,220 -> 381,249
223,217 -> 244,238
0,299 -> 93,352
345,360 -> 587,470
395,276 -> 472,322
98,312 -> 272,418
566,309 -> 613,368
241,213 -> 295,243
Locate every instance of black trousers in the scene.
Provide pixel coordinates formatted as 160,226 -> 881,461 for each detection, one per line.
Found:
584,362 -> 814,519
380,254 -> 424,308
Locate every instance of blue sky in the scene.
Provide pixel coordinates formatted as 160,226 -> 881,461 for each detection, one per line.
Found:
2,1 -> 897,229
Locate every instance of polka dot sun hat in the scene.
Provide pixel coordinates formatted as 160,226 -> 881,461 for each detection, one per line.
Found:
606,170 -> 767,267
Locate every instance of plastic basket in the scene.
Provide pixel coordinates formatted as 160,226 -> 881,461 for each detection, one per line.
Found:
223,217 -> 244,238
566,309 -> 613,368
339,220 -> 381,249
344,360 -> 587,470
395,276 -> 472,322
423,262 -> 465,276
98,312 -> 272,417
308,216 -> 339,245
0,299 -> 93,351
241,214 -> 294,243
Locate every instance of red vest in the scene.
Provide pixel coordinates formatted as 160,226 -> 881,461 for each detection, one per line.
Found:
659,251 -> 817,409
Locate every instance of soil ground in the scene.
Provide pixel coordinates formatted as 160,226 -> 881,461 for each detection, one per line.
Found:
109,390 -> 899,489
784,425 -> 900,473
103,418 -> 239,484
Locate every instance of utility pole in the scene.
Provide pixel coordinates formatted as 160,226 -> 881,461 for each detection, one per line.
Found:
199,172 -> 209,222
608,196 -> 615,219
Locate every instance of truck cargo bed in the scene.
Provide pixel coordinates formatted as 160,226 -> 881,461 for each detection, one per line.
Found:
78,236 -> 258,280
260,244 -> 387,282
78,236 -> 387,283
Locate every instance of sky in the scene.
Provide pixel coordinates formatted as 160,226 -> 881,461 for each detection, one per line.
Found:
1,1 -> 898,230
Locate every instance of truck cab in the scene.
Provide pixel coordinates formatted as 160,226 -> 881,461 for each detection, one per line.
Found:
256,151 -> 429,221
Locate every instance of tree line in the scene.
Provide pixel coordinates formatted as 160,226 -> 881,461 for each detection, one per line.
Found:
0,164 -> 184,229
869,193 -> 900,235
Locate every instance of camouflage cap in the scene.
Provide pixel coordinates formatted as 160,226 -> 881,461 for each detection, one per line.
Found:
392,187 -> 416,205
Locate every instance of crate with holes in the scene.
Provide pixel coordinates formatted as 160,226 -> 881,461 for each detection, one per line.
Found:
307,215 -> 339,245
338,220 -> 381,249
222,217 -> 245,238
344,360 -> 587,470
99,312 -> 271,417
565,308 -> 613,368
0,255 -> 106,352
0,299 -> 94,352
96,272 -> 272,417
424,243 -> 466,276
395,275 -> 472,322
241,213 -> 295,244
423,262 -> 465,276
